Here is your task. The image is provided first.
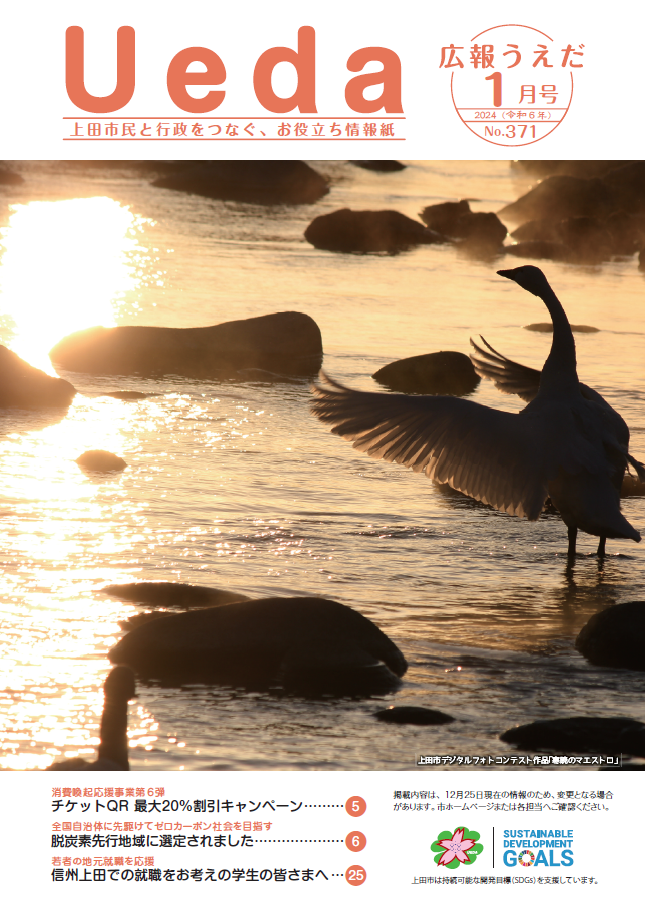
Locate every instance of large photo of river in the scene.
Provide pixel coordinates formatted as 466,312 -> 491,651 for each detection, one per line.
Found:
1,159 -> 644,771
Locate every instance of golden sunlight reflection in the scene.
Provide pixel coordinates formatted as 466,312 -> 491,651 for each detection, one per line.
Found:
0,197 -> 154,371
1,666 -> 158,770
0,396 -> 140,565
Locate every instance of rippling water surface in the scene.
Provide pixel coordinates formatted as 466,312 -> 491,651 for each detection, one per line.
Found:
1,160 -> 644,771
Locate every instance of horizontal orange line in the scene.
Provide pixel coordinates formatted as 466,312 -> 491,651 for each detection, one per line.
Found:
63,137 -> 406,141
63,116 -> 407,120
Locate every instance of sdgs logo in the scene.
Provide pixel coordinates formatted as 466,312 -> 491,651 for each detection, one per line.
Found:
431,827 -> 484,868
503,829 -> 574,867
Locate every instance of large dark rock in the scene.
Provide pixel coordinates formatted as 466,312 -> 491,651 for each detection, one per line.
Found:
0,345 -> 76,409
510,218 -> 558,243
152,160 -> 329,205
505,240 -> 573,262
602,162 -> 645,213
420,200 -> 507,248
373,351 -> 480,395
108,596 -> 408,695
499,175 -> 617,224
50,312 -> 323,378
512,212 -> 645,260
500,717 -> 645,756
304,208 -> 443,253
575,602 -> 645,671
511,216 -> 621,264
605,211 -> 645,255
104,581 -> 250,609
556,218 -> 615,263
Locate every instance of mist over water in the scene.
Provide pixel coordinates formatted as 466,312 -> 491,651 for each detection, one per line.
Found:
1,160 -> 644,770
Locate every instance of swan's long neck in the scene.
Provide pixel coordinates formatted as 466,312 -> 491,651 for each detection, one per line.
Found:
538,282 -> 579,396
98,693 -> 130,770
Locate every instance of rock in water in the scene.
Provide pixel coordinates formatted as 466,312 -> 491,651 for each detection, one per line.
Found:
108,596 -> 407,696
500,717 -> 645,755
50,312 -> 323,378
76,450 -> 127,473
505,240 -> 573,262
350,161 -> 406,171
103,391 -> 155,401
522,322 -> 600,333
373,351 -> 480,395
576,602 -> 645,671
499,175 -> 616,223
0,345 -> 76,409
304,209 -> 444,253
420,200 -> 507,249
103,581 -> 250,608
151,160 -> 329,205
621,474 -> 645,497
374,706 -> 455,725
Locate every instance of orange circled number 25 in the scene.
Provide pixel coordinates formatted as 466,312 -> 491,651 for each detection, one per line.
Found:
345,865 -> 367,886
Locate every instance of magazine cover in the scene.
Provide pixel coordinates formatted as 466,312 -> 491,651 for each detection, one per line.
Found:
1,3 -> 643,909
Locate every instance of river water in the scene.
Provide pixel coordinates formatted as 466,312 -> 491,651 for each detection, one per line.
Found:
1,159 -> 644,771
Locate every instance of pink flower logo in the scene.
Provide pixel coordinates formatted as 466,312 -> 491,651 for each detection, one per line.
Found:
432,827 -> 483,868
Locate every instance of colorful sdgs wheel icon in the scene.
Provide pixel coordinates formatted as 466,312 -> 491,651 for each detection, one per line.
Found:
518,850 -> 535,867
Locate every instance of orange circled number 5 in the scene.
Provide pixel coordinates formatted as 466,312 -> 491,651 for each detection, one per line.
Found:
345,796 -> 366,817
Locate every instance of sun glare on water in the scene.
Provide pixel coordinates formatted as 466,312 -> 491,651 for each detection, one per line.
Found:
0,197 -> 152,372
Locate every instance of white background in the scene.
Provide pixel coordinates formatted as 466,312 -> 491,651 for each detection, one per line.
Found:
2,770 -> 629,910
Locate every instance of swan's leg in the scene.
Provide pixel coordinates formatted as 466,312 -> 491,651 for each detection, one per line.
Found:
597,536 -> 606,559
567,527 -> 577,562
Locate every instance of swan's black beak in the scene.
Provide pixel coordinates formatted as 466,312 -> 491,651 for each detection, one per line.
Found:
497,269 -> 515,279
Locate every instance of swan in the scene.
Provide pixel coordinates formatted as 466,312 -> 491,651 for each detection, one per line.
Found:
469,335 -> 645,554
310,265 -> 643,560
46,666 -> 136,771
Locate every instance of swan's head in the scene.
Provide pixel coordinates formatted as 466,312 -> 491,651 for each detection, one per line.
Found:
104,665 -> 136,701
497,265 -> 551,297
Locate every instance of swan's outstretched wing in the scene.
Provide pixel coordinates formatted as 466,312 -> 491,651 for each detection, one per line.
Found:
470,336 -> 541,401
311,372 -> 549,520
470,337 -> 631,449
